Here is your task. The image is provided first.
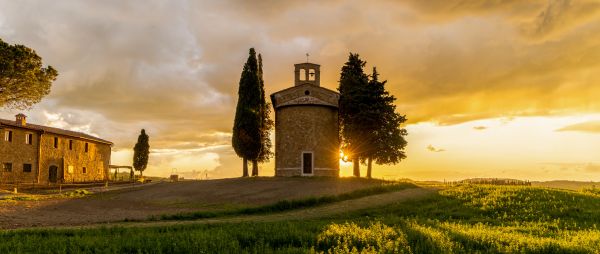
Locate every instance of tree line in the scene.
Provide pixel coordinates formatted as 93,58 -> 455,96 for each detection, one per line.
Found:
232,50 -> 407,178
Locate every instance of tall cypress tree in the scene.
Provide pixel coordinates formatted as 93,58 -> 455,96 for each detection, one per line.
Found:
254,53 -> 274,176
133,129 -> 150,178
338,53 -> 370,177
362,67 -> 408,178
232,48 -> 262,177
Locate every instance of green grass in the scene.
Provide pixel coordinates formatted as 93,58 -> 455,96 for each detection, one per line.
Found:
2,184 -> 600,253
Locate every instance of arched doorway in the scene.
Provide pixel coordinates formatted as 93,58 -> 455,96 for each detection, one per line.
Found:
49,165 -> 58,183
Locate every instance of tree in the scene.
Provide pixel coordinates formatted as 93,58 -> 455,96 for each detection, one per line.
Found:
133,129 -> 150,177
361,67 -> 408,178
338,53 -> 370,177
254,53 -> 274,176
232,48 -> 262,177
0,38 -> 58,109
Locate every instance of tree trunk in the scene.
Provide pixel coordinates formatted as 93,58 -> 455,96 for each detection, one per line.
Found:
367,157 -> 373,179
242,158 -> 249,177
252,160 -> 259,176
353,157 -> 360,177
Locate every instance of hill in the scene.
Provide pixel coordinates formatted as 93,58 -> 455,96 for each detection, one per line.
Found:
1,183 -> 600,253
0,177 -> 395,229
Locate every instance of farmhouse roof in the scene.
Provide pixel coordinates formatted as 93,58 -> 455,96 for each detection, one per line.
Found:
0,117 -> 113,145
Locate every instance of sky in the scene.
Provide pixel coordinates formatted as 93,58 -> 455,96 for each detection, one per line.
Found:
1,0 -> 599,181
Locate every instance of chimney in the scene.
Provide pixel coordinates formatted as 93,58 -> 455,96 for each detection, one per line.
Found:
15,114 -> 26,126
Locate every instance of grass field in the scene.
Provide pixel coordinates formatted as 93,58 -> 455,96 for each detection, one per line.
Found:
1,184 -> 600,253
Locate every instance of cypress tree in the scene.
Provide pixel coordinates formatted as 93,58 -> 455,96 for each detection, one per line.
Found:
133,129 -> 150,178
232,48 -> 262,177
338,53 -> 370,177
254,53 -> 274,176
363,67 -> 408,178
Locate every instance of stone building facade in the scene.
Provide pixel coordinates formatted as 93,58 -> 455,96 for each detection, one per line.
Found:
0,114 -> 112,184
270,62 -> 340,177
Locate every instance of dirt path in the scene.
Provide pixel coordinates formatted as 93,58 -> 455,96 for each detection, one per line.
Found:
22,187 -> 437,230
0,177 -> 398,229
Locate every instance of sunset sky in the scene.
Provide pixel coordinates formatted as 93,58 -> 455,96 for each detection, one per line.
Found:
1,0 -> 599,181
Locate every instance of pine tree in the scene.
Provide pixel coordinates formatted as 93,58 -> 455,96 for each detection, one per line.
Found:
363,67 -> 408,178
133,129 -> 150,177
338,53 -> 370,177
232,48 -> 262,177
0,38 -> 58,109
253,54 -> 274,176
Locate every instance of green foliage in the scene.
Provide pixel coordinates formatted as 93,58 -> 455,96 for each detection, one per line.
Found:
338,53 -> 369,159
232,48 -> 263,176
316,222 -> 412,254
359,67 -> 408,177
3,185 -> 600,253
338,55 -> 408,177
367,68 -> 407,166
257,53 -> 274,164
338,53 -> 370,176
0,38 -> 58,109
132,129 -> 150,175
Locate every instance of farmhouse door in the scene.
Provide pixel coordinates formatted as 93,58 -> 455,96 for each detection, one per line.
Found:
302,152 -> 313,175
49,166 -> 58,183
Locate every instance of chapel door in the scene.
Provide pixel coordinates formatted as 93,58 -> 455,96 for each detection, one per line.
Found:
49,166 -> 58,183
302,152 -> 313,175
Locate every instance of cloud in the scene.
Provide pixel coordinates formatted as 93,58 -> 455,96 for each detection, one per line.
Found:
1,0 -> 600,177
427,145 -> 446,153
557,121 -> 600,133
473,126 -> 487,130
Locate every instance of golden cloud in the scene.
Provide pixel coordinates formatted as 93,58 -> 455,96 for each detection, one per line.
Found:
557,121 -> 600,133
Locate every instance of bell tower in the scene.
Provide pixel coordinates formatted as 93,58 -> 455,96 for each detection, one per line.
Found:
294,62 -> 320,86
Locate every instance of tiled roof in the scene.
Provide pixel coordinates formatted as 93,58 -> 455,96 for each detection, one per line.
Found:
0,118 -> 113,145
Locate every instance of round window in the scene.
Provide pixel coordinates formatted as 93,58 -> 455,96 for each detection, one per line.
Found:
304,90 -> 310,95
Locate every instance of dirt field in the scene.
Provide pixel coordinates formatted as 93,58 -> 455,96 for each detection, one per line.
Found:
0,177 -> 396,229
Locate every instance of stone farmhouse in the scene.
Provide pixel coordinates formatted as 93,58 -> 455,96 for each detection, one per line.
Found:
0,114 -> 112,184
271,62 -> 340,177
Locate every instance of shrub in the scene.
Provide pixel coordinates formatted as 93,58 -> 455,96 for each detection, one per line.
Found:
315,222 -> 412,254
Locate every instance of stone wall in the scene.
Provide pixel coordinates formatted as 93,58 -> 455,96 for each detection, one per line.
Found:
272,83 -> 339,108
275,105 -> 339,177
39,134 -> 111,184
0,127 -> 39,184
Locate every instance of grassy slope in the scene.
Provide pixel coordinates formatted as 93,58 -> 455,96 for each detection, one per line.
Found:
1,184 -> 600,253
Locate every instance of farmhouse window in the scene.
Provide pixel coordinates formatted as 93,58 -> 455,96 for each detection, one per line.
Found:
23,164 -> 32,173
26,133 -> 33,145
54,137 -> 59,148
82,167 -> 87,174
69,140 -> 73,150
3,163 -> 12,172
85,143 -> 89,153
4,130 -> 12,142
